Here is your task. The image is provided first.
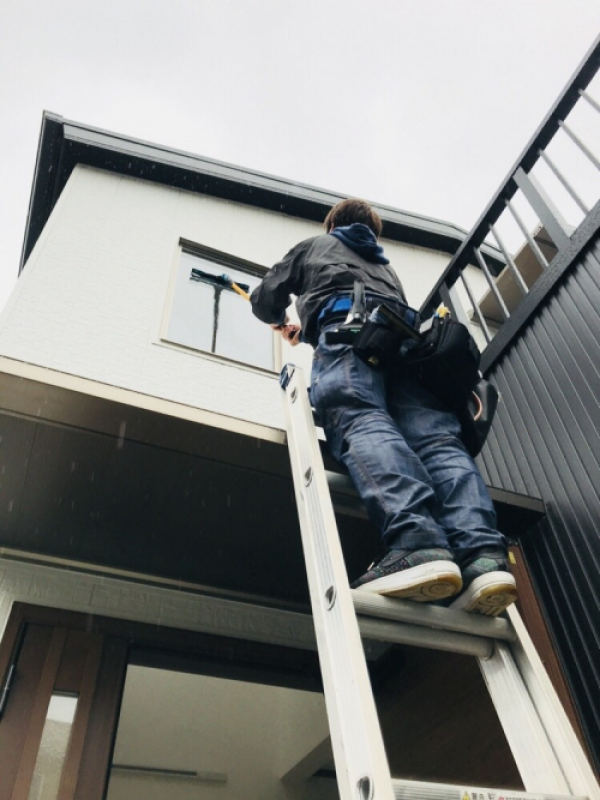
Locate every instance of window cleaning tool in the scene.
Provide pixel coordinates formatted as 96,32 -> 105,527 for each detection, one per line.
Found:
190,266 -> 301,341
219,274 -> 251,301
190,268 -> 251,300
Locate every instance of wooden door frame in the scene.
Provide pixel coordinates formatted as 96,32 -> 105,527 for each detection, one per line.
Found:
0,602 -> 324,800
0,546 -> 592,798
0,606 -> 126,800
509,544 -> 591,758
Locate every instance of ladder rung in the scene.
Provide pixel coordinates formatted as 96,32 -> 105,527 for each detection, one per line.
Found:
357,614 -> 493,658
353,591 -> 516,641
326,470 -> 360,495
392,777 -> 587,800
327,470 -> 368,518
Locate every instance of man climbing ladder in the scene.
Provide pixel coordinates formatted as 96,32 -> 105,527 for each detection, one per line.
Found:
250,198 -> 517,615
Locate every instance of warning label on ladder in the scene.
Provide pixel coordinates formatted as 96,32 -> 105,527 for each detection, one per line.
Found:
461,792 -> 553,800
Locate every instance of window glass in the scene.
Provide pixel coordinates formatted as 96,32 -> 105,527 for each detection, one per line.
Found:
105,666 -> 335,800
165,251 -> 274,371
28,693 -> 79,800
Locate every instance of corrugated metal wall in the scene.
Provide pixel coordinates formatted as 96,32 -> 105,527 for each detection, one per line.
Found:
477,235 -> 600,769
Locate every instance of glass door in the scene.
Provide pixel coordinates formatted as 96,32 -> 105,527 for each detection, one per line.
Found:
105,664 -> 337,800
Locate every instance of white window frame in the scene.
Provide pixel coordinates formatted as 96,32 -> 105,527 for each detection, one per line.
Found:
160,240 -> 282,373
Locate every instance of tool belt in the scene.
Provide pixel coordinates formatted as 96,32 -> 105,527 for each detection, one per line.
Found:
320,290 -> 420,352
319,287 -> 420,362
319,294 -> 415,328
319,287 -> 479,405
318,285 -> 493,456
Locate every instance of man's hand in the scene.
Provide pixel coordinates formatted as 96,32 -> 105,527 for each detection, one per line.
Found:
282,323 -> 302,346
269,317 -> 301,345
269,315 -> 289,331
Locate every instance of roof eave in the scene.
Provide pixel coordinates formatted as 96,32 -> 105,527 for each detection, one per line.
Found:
21,113 -> 488,272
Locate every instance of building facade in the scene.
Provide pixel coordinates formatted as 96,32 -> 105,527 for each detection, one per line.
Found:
0,38 -> 599,796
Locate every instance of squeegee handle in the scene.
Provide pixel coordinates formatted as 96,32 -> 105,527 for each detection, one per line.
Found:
231,283 -> 250,301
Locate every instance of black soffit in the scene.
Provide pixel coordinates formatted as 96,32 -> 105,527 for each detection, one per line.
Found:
21,112 -> 499,272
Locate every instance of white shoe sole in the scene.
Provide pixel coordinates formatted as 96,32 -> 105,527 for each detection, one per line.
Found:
450,571 -> 517,616
354,561 -> 462,601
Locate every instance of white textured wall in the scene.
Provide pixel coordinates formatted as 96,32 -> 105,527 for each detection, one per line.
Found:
0,166 -> 454,431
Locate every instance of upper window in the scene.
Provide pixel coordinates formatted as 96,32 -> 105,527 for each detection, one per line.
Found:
164,246 -> 274,371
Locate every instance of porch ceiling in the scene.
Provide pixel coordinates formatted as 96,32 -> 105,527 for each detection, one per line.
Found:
0,370 -> 544,607
0,369 -> 381,607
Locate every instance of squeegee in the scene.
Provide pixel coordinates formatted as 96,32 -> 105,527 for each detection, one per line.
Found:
190,268 -> 251,301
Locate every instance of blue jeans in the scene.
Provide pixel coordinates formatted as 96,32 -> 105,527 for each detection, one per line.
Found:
310,329 -> 506,560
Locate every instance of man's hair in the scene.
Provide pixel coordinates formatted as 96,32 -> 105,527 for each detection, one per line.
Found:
324,199 -> 383,237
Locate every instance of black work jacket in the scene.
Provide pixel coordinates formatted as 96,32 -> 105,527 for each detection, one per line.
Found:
250,233 -> 407,347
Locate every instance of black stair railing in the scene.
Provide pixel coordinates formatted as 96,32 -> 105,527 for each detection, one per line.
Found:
420,34 -> 600,373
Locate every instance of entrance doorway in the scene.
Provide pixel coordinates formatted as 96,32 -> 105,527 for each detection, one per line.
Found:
106,665 -> 335,800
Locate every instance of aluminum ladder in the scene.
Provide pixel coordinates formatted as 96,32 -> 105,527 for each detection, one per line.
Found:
280,363 -> 599,800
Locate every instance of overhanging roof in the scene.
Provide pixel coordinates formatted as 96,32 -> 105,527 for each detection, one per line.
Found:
21,112 -> 482,271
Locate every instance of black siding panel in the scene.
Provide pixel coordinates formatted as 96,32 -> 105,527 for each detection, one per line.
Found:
480,236 -> 600,769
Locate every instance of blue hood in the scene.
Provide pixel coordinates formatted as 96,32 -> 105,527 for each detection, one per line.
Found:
329,223 -> 389,265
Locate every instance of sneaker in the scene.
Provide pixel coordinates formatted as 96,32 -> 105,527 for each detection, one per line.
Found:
351,548 -> 462,601
450,549 -> 517,616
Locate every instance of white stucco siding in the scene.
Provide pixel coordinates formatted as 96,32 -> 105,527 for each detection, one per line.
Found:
0,165 -> 456,431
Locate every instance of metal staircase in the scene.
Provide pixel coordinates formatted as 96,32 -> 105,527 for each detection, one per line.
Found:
280,363 -> 599,800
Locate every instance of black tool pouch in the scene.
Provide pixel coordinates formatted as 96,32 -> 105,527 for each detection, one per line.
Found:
458,379 -> 500,457
352,321 -> 403,368
405,317 -> 480,411
324,324 -> 363,345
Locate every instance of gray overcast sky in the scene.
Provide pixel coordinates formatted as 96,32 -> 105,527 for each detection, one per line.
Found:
1,0 -> 599,311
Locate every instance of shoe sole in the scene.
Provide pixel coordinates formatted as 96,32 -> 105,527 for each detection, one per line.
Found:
353,561 -> 462,601
450,571 -> 517,616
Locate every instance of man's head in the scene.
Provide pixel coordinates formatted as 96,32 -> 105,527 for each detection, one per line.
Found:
324,199 -> 383,238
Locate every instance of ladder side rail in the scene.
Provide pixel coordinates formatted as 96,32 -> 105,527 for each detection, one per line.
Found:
479,641 -> 572,794
281,364 -> 395,800
506,606 -> 600,800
